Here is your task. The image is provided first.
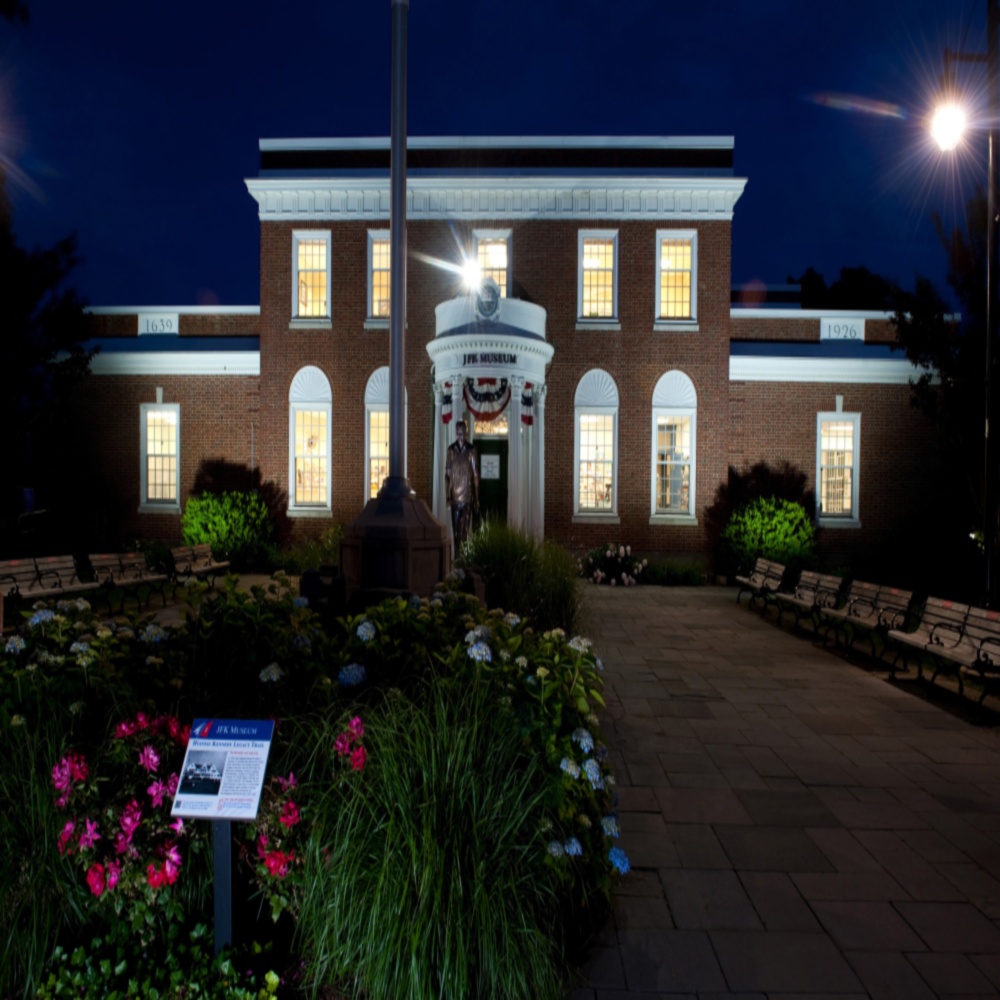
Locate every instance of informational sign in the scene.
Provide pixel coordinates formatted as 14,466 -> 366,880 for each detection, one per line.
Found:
820,318 -> 865,341
171,718 -> 274,821
138,311 -> 179,335
481,454 -> 501,479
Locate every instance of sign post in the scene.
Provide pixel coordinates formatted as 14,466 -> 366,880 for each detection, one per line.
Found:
171,718 -> 275,955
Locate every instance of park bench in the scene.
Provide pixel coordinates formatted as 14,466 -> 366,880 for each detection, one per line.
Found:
170,543 -> 230,591
819,580 -> 913,655
886,596 -> 971,682
954,606 -> 1000,705
735,558 -> 786,611
89,552 -> 169,613
774,570 -> 843,632
1,555 -> 101,627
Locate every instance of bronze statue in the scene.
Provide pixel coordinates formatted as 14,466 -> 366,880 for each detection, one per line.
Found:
445,419 -> 479,547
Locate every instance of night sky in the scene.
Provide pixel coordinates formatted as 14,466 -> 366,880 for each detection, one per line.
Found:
0,0 -> 987,310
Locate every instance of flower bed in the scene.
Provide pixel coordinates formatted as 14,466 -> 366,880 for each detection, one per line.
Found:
1,575 -> 627,998
580,543 -> 647,586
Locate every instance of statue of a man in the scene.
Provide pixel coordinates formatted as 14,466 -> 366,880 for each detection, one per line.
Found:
445,419 -> 479,547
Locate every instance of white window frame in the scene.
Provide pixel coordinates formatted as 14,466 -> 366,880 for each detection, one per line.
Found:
473,229 -> 512,297
654,229 -> 698,331
291,230 -> 332,327
139,402 -> 181,514
577,229 -> 620,328
649,371 -> 698,523
366,230 -> 390,327
288,366 -> 333,517
816,411 -> 861,528
573,369 -> 620,523
364,367 -> 407,501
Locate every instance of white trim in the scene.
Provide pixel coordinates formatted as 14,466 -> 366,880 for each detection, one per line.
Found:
245,176 -> 748,222
139,402 -> 180,513
90,352 -> 260,376
292,230 -> 331,320
259,135 -> 736,152
367,229 -> 391,322
816,411 -> 861,528
656,229 -> 697,323
88,306 -> 260,316
578,230 -> 618,322
731,308 -> 895,321
729,356 -> 922,384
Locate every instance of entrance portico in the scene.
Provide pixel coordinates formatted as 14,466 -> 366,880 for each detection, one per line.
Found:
427,290 -> 553,540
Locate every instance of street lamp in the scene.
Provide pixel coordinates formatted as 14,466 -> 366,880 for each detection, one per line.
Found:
933,5 -> 1000,607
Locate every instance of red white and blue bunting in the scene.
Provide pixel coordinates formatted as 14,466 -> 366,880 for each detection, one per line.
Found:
441,381 -> 454,424
463,378 -> 510,422
521,382 -> 534,426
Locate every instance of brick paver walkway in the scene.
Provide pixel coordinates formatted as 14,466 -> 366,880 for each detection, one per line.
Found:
572,585 -> 1000,999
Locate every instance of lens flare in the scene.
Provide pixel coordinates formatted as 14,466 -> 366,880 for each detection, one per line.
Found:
930,102 -> 967,152
809,92 -> 907,120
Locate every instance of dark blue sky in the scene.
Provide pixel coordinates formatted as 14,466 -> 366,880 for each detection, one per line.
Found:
0,0 -> 987,309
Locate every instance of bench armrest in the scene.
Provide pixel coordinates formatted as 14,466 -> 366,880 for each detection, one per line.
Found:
847,598 -> 876,619
929,622 -> 964,648
878,607 -> 908,629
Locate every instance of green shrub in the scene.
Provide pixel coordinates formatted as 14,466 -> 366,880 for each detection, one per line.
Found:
459,519 -> 580,632
721,496 -> 816,571
278,525 -> 341,574
641,558 -> 707,586
579,542 -> 646,586
181,490 -> 276,571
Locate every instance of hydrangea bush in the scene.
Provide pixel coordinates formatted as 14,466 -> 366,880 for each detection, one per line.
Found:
580,542 -> 647,586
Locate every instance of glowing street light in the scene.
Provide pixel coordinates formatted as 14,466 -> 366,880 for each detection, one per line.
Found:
930,101 -> 967,151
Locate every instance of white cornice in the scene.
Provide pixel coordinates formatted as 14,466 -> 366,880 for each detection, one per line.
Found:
259,135 -> 735,152
729,356 -> 929,385
245,176 -> 747,222
90,352 -> 260,376
731,308 -> 894,321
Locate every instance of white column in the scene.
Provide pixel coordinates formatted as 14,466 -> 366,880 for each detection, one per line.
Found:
507,376 -> 523,530
532,384 -> 547,540
432,382 -> 444,521
523,389 -> 534,537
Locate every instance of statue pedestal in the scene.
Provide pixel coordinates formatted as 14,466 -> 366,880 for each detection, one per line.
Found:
340,478 -> 450,609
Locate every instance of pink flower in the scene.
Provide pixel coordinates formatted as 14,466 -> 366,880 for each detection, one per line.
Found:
163,843 -> 182,883
119,800 -> 142,841
348,716 -> 365,740
170,817 -> 184,833
264,850 -> 293,877
256,834 -> 268,859
165,773 -> 178,798
275,772 -> 297,792
106,860 -> 121,889
52,752 -> 87,794
85,863 -> 105,896
68,753 -> 88,783
57,820 -> 76,856
279,801 -> 300,827
178,724 -> 191,746
78,817 -> 101,850
138,745 -> 160,773
115,719 -> 137,739
135,712 -> 150,730
333,732 -> 351,757
146,863 -> 167,889
350,746 -> 368,772
147,780 -> 167,807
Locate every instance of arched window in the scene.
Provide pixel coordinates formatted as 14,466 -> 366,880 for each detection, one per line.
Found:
574,369 -> 619,520
650,370 -> 697,521
288,366 -> 332,515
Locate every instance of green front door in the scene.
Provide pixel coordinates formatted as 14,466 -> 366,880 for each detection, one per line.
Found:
476,438 -> 508,522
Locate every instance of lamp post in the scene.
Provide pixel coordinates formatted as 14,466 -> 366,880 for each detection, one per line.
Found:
933,1 -> 1000,607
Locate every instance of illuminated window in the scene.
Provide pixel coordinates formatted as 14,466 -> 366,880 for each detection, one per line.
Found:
368,232 -> 390,320
650,371 -> 697,520
140,404 -> 180,510
364,367 -> 407,501
656,230 -> 696,321
574,369 -> 619,518
816,412 -> 860,526
473,230 -> 511,297
368,410 -> 389,499
578,231 -> 618,321
292,231 -> 331,320
473,412 -> 508,437
288,366 -> 332,515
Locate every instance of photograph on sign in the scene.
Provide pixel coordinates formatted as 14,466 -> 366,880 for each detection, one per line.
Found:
171,718 -> 274,822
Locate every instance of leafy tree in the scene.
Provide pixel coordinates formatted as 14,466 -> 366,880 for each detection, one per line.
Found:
0,175 -> 93,498
0,0 -> 28,24
788,265 -> 896,311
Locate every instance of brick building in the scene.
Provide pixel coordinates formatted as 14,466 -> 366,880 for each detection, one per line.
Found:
73,136 -> 939,568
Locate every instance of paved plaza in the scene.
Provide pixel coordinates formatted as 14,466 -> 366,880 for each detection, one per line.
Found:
572,584 -> 1000,999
